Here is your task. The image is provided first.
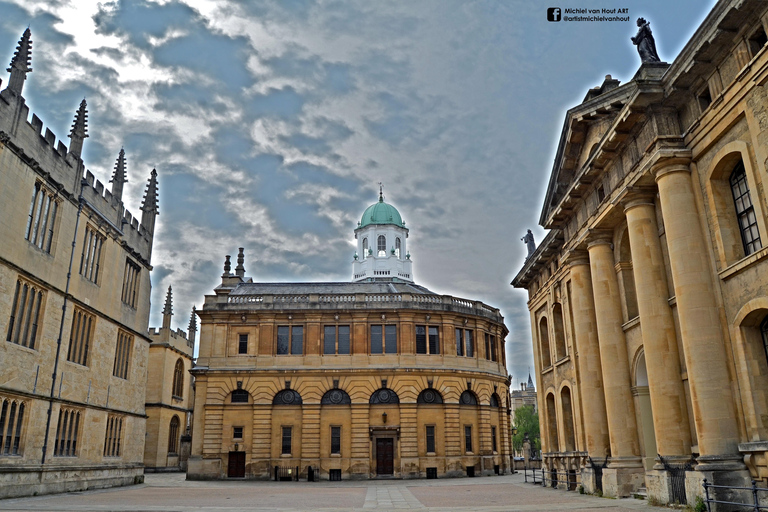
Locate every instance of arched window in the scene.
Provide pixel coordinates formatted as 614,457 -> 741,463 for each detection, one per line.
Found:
0,398 -> 25,455
552,304 -> 566,360
560,387 -> 576,451
546,393 -> 559,452
459,390 -> 478,405
370,388 -> 399,404
168,415 -> 180,454
762,315 -> 768,363
539,317 -> 551,368
395,237 -> 401,258
172,359 -> 184,399
490,393 -> 500,408
321,388 -> 351,405
377,235 -> 386,256
730,161 -> 762,255
417,388 -> 443,404
272,389 -> 303,405
231,389 -> 249,403
362,238 -> 368,258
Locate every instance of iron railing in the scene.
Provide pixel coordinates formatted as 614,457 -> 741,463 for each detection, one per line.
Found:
523,467 -> 581,491
703,479 -> 768,511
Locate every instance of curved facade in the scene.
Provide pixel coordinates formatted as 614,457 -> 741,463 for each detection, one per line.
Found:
188,199 -> 511,481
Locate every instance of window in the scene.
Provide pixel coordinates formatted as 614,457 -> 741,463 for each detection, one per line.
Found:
277,325 -> 304,355
377,235 -> 386,256
79,226 -> 104,284
112,331 -> 133,379
370,325 -> 397,354
6,279 -> 43,349
54,408 -> 80,456
749,25 -> 768,58
103,415 -> 123,457
331,426 -> 341,455
231,389 -> 249,403
416,326 -> 440,354
282,426 -> 292,455
67,308 -> 94,366
455,328 -> 464,356
426,425 -> 435,453
121,259 -> 140,308
168,416 -> 180,454
730,161 -> 762,256
172,359 -> 184,399
324,325 -> 350,355
395,237 -> 401,258
233,427 -> 243,439
491,426 -> 497,452
0,397 -> 25,455
362,237 -> 368,258
238,334 -> 248,354
464,425 -> 472,453
761,315 -> 768,363
25,183 -> 58,253
465,330 -> 474,357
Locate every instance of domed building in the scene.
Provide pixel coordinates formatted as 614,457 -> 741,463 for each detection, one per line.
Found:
187,192 -> 512,480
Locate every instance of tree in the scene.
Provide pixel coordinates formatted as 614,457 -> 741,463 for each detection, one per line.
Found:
512,405 -> 540,455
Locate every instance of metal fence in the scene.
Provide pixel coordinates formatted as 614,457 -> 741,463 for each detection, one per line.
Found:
703,479 -> 768,511
523,467 -> 581,491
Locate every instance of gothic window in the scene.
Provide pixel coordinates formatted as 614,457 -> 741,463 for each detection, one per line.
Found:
761,315 -> 768,363
54,407 -> 80,456
395,237 -> 401,258
426,426 -> 435,453
377,235 -> 386,256
324,325 -> 350,355
67,308 -> 94,366
730,161 -> 762,256
277,325 -> 303,355
112,331 -> 133,379
6,278 -> 44,350
0,397 -> 25,455
168,416 -> 180,454
273,389 -> 303,405
460,390 -> 478,406
370,325 -> 397,354
238,334 -> 248,354
25,183 -> 58,253
103,415 -> 123,457
231,389 -> 249,403
121,259 -> 140,308
79,226 -> 104,284
321,389 -> 351,405
330,426 -> 341,455
172,359 -> 184,399
416,326 -> 440,354
370,388 -> 400,404
282,426 -> 292,455
417,389 -> 443,404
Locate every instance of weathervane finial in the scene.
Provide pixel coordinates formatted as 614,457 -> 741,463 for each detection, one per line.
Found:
378,182 -> 383,202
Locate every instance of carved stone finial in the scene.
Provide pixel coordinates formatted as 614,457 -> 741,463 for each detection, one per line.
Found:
68,99 -> 89,159
188,305 -> 197,332
521,229 -> 536,259
6,28 -> 32,96
235,247 -> 245,278
140,168 -> 159,235
223,255 -> 232,275
631,17 -> 661,63
162,285 -> 173,330
110,148 -> 127,201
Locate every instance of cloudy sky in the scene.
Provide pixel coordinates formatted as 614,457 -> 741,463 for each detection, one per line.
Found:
1,0 -> 713,387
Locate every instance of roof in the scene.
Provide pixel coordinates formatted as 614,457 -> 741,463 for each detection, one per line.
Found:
359,197 -> 405,229
229,280 -> 436,296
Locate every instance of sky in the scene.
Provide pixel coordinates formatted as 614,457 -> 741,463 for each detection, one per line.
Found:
0,0 -> 715,388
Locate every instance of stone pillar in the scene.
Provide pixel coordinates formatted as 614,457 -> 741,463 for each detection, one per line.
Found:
654,162 -> 748,499
624,197 -> 692,457
587,235 -> 644,497
566,253 -> 611,493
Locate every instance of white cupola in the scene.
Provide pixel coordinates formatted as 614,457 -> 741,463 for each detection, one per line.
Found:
352,187 -> 413,282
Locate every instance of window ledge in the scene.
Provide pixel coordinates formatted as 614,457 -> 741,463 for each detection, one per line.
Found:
719,246 -> 768,281
554,355 -> 570,367
331,453 -> 341,458
622,316 -> 640,331
427,452 -> 436,456
541,366 -> 553,375
280,453 -> 292,458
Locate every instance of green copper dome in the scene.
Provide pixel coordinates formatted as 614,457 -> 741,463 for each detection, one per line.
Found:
359,196 -> 405,228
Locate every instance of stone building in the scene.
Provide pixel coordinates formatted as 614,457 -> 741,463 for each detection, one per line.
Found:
188,192 -> 513,480
0,30 -> 158,497
144,286 -> 195,471
510,374 -> 537,416
512,0 -> 768,505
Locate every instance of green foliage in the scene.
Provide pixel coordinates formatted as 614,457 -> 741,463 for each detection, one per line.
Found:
692,496 -> 706,512
512,405 -> 540,454
578,485 -> 585,494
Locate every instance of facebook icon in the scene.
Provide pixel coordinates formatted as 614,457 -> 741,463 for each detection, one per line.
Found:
547,8 -> 561,22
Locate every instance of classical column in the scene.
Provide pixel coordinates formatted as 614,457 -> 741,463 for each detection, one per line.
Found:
587,235 -> 644,497
565,253 -> 610,459
624,197 -> 692,460
653,162 -> 742,468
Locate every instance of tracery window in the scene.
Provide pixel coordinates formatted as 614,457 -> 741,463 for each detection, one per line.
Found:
25,183 -> 58,253
172,359 -> 184,399
103,415 -> 123,457
79,226 -> 104,284
370,388 -> 400,404
112,331 -> 132,379
377,235 -> 386,256
0,397 -> 25,455
168,416 -> 180,454
273,389 -> 303,405
321,388 -> 351,405
6,278 -> 44,350
730,161 -> 762,256
67,308 -> 94,366
54,407 -> 80,457
121,259 -> 140,308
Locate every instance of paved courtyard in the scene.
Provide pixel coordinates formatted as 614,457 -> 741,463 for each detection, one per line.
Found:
0,472 -> 652,511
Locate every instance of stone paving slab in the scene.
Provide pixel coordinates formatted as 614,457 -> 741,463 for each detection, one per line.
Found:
0,473 -> 652,512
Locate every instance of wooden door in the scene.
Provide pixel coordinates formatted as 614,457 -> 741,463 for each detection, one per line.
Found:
376,438 -> 394,475
228,451 -> 245,478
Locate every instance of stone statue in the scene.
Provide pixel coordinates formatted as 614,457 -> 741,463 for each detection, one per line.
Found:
523,433 -> 531,468
521,229 -> 536,259
631,18 -> 660,63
